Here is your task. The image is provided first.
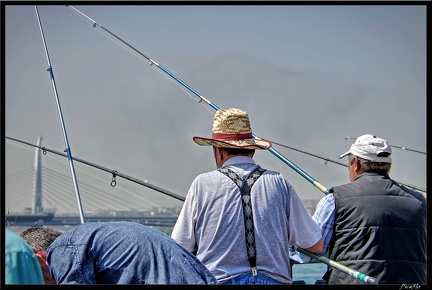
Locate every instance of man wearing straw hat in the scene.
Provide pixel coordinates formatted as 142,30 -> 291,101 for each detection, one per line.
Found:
171,108 -> 323,284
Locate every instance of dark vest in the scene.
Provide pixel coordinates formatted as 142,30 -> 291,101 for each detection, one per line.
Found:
326,170 -> 426,284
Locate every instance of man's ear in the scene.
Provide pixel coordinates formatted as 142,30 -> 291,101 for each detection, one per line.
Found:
35,250 -> 56,284
214,147 -> 225,168
353,156 -> 363,174
35,250 -> 48,264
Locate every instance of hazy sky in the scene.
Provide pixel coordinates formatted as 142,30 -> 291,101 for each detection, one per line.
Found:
4,4 -> 427,215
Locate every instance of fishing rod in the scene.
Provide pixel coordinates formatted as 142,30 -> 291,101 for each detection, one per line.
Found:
345,136 -> 426,155
67,5 -> 330,195
268,139 -> 426,193
35,6 -> 85,223
291,246 -> 378,284
6,136 -> 186,202
266,139 -> 347,167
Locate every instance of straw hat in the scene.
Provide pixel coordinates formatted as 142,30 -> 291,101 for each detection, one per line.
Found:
193,108 -> 272,150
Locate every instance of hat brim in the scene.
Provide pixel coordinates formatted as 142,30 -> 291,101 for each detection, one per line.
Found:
193,136 -> 271,150
339,150 -> 351,159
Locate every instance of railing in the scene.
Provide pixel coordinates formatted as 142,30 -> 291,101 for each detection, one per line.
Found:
6,215 -> 178,228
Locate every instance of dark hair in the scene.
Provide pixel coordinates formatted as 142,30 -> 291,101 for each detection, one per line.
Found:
219,147 -> 255,156
348,154 -> 392,172
20,227 -> 63,252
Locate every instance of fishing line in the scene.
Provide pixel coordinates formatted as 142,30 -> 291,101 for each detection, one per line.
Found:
153,67 -> 211,108
266,139 -> 346,167
69,5 -> 204,107
70,9 -> 136,59
67,5 -> 330,195
35,6 -> 85,223
345,136 -> 426,155
94,23 -> 204,107
268,138 -> 426,193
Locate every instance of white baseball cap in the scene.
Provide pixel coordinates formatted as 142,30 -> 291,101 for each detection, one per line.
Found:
339,134 -> 392,163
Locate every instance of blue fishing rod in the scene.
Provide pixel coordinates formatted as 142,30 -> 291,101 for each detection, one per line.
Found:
35,6 -> 85,223
68,5 -> 330,195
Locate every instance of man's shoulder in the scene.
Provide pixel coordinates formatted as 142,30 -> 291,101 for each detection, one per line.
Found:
398,183 -> 427,203
196,169 -> 220,179
330,182 -> 357,198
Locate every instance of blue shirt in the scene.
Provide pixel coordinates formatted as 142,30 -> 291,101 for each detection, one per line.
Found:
5,228 -> 44,284
47,221 -> 219,284
311,193 -> 335,256
289,193 -> 335,263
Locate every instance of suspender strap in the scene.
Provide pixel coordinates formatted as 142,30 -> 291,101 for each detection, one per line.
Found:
218,166 -> 267,276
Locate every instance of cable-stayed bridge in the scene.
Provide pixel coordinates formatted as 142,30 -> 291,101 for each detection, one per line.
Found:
5,137 -> 181,228
5,165 -> 180,215
5,164 -> 180,228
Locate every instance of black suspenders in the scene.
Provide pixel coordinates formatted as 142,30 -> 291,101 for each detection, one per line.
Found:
218,166 -> 267,276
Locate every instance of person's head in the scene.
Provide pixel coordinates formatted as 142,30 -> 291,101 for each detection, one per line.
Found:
339,134 -> 392,181
20,227 -> 63,284
192,108 -> 271,168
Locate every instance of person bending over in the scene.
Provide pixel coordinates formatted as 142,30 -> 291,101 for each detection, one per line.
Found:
21,221 -> 219,284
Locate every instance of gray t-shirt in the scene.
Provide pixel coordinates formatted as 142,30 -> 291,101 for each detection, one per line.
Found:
171,156 -> 322,284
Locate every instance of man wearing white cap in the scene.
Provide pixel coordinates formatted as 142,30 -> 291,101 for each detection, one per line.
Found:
171,108 -> 323,284
310,134 -> 426,284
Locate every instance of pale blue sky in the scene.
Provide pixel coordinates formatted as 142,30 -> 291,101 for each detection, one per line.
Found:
4,4 -> 427,214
